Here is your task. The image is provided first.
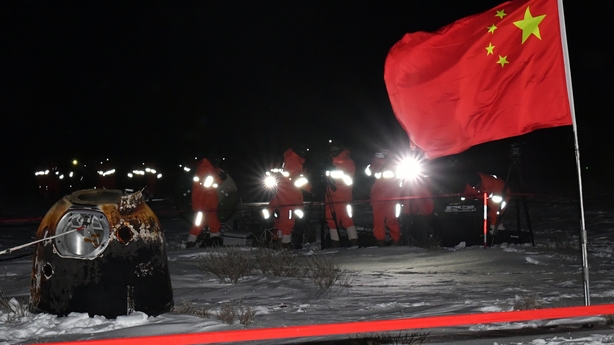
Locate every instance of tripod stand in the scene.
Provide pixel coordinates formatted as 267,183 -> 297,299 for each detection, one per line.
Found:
493,144 -> 534,246
321,176 -> 342,249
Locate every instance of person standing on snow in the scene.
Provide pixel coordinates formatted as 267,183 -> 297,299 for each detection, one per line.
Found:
365,150 -> 402,246
264,148 -> 311,250
187,157 -> 225,248
95,158 -> 117,190
143,161 -> 161,201
325,145 -> 358,247
400,173 -> 434,246
463,171 -> 511,233
35,159 -> 61,198
401,176 -> 434,217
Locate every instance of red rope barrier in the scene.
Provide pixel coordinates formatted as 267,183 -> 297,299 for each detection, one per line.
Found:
0,216 -> 43,225
0,191 -> 569,224
30,304 -> 614,345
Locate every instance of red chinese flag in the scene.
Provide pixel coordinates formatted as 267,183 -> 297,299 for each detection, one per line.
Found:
384,0 -> 572,159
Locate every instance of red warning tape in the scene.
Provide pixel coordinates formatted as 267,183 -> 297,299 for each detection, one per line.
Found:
31,304 -> 614,345
0,216 -> 43,225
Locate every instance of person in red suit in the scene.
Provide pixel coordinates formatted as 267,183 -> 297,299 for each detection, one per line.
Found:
187,158 -> 223,248
402,179 -> 434,216
95,158 -> 117,190
399,151 -> 434,217
325,145 -> 358,247
464,172 -> 511,232
401,172 -> 434,246
265,148 -> 311,249
366,150 -> 402,246
35,160 -> 61,198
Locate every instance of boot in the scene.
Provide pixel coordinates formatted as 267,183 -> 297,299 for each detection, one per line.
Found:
187,234 -> 198,243
330,240 -> 340,248
281,242 -> 294,250
346,226 -> 358,242
329,229 -> 340,242
186,234 -> 198,249
377,240 -> 386,247
350,239 -> 358,247
270,239 -> 282,250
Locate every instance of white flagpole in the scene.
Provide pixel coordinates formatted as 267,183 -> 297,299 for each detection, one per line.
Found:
557,0 -> 590,306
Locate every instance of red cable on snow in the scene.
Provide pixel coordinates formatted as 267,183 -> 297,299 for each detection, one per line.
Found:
29,304 -> 614,345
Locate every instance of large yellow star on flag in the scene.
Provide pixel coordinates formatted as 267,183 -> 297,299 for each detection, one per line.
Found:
513,6 -> 546,44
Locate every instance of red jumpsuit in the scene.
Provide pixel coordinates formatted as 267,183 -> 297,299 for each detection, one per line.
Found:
369,156 -> 402,242
35,161 -> 60,198
267,149 -> 309,243
189,159 -> 222,239
464,172 -> 511,228
326,149 -> 355,231
402,178 -> 434,216
96,161 -> 116,190
146,175 -> 157,198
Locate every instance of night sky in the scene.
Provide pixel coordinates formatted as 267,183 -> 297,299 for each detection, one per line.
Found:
2,1 -> 612,199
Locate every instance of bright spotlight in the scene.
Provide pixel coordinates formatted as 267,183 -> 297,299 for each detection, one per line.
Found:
396,156 -> 424,181
264,175 -> 278,189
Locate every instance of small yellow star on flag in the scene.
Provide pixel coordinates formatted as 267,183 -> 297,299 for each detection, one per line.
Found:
486,43 -> 495,55
495,10 -> 506,19
487,24 -> 497,34
513,6 -> 546,44
497,55 -> 509,67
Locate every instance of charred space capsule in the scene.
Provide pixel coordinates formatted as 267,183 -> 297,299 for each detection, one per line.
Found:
30,189 -> 173,318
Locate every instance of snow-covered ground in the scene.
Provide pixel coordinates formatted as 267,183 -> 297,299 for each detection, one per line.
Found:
2,180 -> 614,345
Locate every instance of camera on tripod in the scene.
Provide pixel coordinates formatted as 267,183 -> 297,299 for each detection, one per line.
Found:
510,143 -> 522,161
324,171 -> 338,192
310,157 -> 337,192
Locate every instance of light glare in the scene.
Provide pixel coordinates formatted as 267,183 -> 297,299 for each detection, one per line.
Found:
264,175 -> 277,189
397,157 -> 423,180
